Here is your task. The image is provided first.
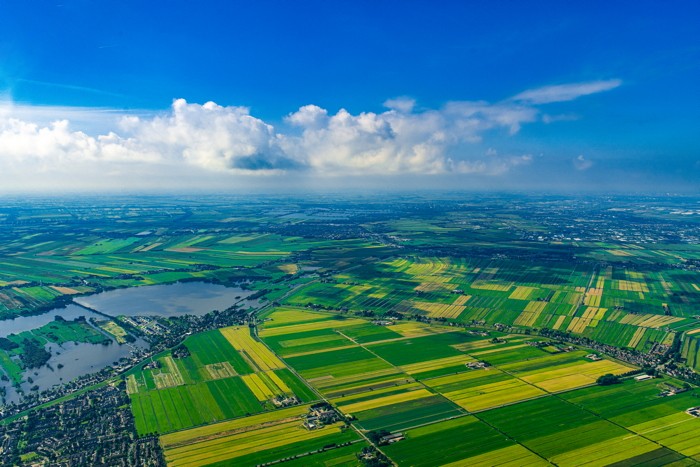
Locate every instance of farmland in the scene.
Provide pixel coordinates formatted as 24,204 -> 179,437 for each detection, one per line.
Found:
160,405 -> 362,467
127,327 -> 317,435
1,195 -> 700,465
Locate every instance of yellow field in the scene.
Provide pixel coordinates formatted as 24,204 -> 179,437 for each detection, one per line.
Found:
509,286 -> 537,300
520,360 -> 634,392
628,327 -> 646,348
331,382 -> 423,405
453,294 -> 471,306
583,287 -> 602,306
400,355 -> 474,374
616,280 -> 649,292
551,435 -> 657,466
470,344 -> 530,357
99,320 -> 128,343
514,301 -> 547,327
440,378 -> 545,412
49,286 -> 81,294
267,371 -> 292,393
161,405 -> 308,448
414,280 -> 453,292
412,301 -> 465,319
619,313 -> 683,329
126,374 -> 138,395
607,249 -> 634,257
552,315 -> 567,330
259,317 -> 367,337
470,280 -> 513,292
241,371 -> 292,401
138,242 -> 162,252
277,263 -> 298,274
390,322 -> 456,338
219,327 -> 285,371
337,388 -> 434,414
164,416 -> 343,466
445,444 -> 549,467
242,373 -> 274,400
566,317 -> 587,334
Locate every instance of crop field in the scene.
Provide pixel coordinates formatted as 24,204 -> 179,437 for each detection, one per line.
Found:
3,197 -> 700,465
160,404 -> 360,467
278,247 -> 700,362
128,328 -> 317,435
220,326 -> 286,371
382,416 -> 548,467
383,378 -> 700,466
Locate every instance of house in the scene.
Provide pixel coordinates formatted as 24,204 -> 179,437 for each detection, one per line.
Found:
380,432 -> 405,444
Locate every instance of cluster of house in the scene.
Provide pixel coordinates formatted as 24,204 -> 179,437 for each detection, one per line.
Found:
466,361 -> 489,369
303,403 -> 343,430
121,316 -> 166,335
271,394 -> 299,408
379,432 -> 405,444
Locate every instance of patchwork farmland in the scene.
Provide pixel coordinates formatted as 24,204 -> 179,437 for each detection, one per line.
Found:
2,195 -> 700,466
140,307 -> 700,466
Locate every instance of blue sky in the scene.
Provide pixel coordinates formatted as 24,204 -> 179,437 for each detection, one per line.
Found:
0,1 -> 698,192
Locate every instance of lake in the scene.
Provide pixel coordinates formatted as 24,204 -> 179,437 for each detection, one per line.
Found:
75,281 -> 259,317
0,281 -> 259,405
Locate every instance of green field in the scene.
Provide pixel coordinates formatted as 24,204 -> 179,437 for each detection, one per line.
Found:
127,328 -> 318,435
2,196 -> 700,465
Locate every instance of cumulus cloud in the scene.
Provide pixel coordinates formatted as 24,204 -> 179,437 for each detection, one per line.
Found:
0,79 -> 621,189
120,99 -> 298,172
513,79 -> 622,104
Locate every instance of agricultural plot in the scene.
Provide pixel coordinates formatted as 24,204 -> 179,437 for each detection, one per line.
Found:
161,405 -> 360,467
423,369 -> 546,411
278,250 -> 699,360
128,328 -> 316,435
260,309 -> 466,432
3,197 -> 700,465
382,416 -> 547,467
220,326 -> 286,371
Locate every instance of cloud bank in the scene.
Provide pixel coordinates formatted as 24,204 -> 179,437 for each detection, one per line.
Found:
0,80 -> 620,190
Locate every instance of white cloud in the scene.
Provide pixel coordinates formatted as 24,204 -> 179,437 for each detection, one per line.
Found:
122,99 -> 297,172
383,97 -> 416,113
0,79 -> 622,190
284,100 -> 537,175
573,154 -> 594,171
513,79 -> 622,104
